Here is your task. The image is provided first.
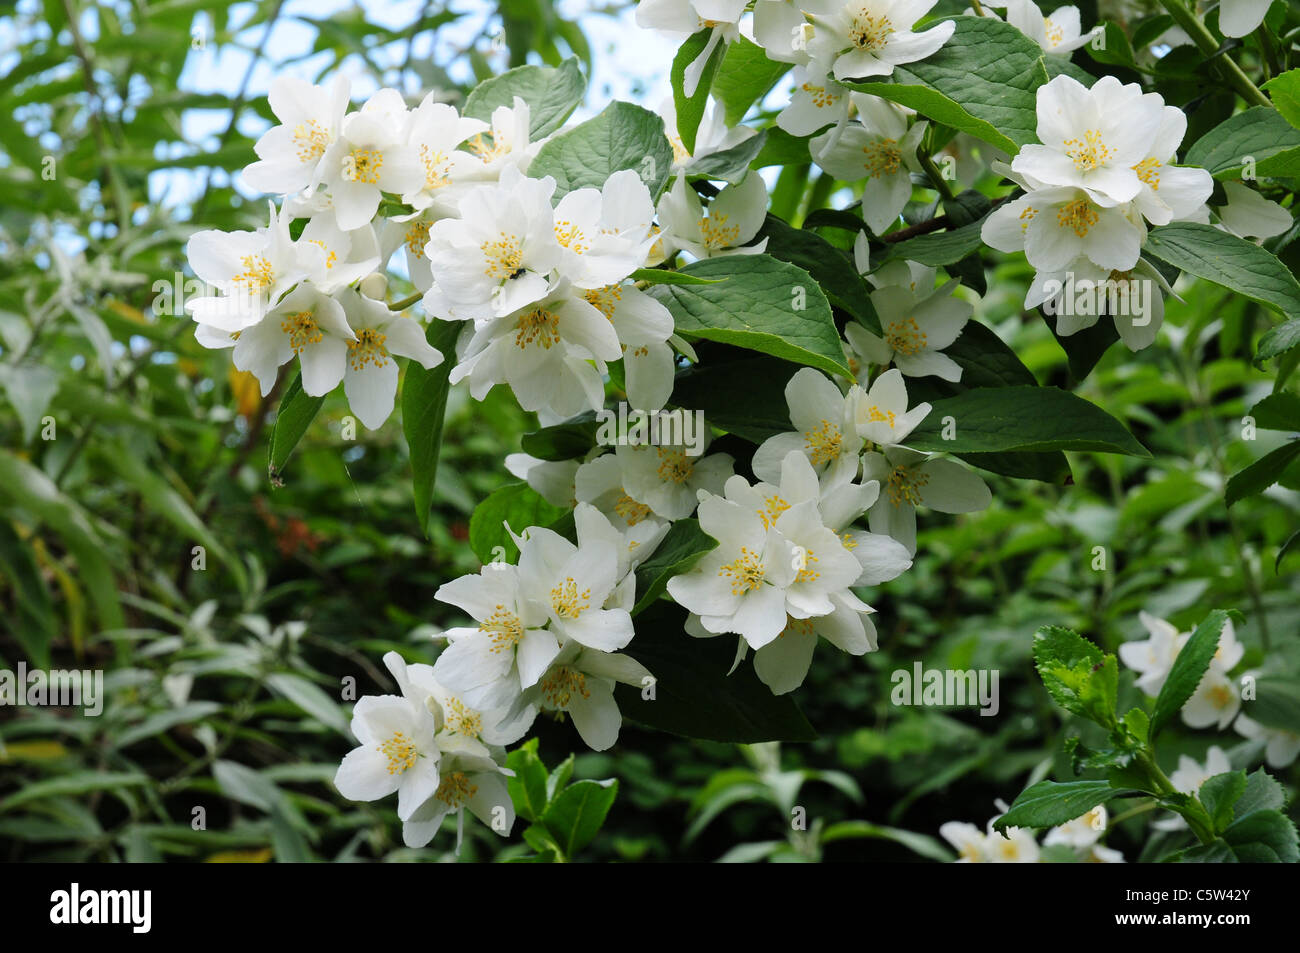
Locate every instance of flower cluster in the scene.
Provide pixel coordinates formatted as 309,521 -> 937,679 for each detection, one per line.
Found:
1119,611 -> 1300,768
941,801 -> 1124,863
981,73 -> 1213,350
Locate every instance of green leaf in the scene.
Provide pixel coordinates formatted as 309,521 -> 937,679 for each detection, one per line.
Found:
1184,106 -> 1300,178
1263,70 -> 1300,130
1084,22 -> 1136,69
467,482 -> 566,564
268,373 -> 324,483
881,220 -> 985,266
1249,392 -> 1300,431
1032,625 -> 1118,727
1149,609 -> 1232,739
1143,223 -> 1300,359
520,411 -> 599,461
0,517 -> 56,668
686,130 -> 768,183
463,57 -> 585,139
711,36 -> 789,126
541,778 -> 618,857
1221,809 -> 1299,862
0,771 -> 148,813
649,255 -> 850,377
506,739 -> 550,823
1199,770 -> 1248,835
1278,528 -> 1300,572
847,17 -> 1048,155
0,449 -> 123,632
819,820 -> 954,861
670,29 -> 726,156
992,780 -> 1128,832
1234,768 -> 1288,819
631,518 -> 717,616
1259,319 -> 1300,363
0,364 -> 59,443
617,603 -> 817,743
402,321 -> 463,536
529,100 -> 673,200
630,267 -> 725,286
907,386 -> 1150,456
668,355 -> 796,443
759,214 -> 880,333
264,673 -> 350,737
1225,441 -> 1300,506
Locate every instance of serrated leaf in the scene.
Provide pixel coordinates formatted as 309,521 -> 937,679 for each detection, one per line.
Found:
1184,106 -> 1300,178
467,482 -> 565,564
1249,392 -> 1300,431
1032,625 -> 1117,726
711,36 -> 789,126
1263,70 -> 1300,130
1149,609 -> 1231,739
1233,769 -> 1288,819
759,214 -> 880,332
992,780 -> 1127,832
1199,770 -> 1248,834
463,57 -> 585,139
529,100 -> 673,200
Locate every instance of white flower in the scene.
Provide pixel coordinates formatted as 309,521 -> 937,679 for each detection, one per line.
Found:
1217,181 -> 1294,240
227,282 -> 354,397
573,501 -> 669,611
1181,618 -> 1243,730
1012,75 -> 1165,208
811,93 -> 925,234
428,677 -> 534,752
581,283 -> 677,412
1117,610 -> 1184,696
298,216 -> 382,293
433,563 -> 558,711
449,281 -> 622,419
753,0 -> 816,65
777,66 -> 851,137
817,474 -> 914,586
1154,744 -> 1232,832
615,431 -> 735,521
461,97 -> 540,176
422,166 -> 562,321
515,524 -> 637,652
1235,714 -> 1300,769
552,171 -> 657,289
1044,805 -> 1106,849
1085,845 -> 1126,863
660,97 -> 759,172
575,452 -> 672,532
1219,0 -> 1272,39
336,287 -> 444,430
636,0 -> 748,96
862,446 -> 991,553
981,184 -> 1145,273
752,367 -> 866,487
505,453 -> 579,508
852,367 -> 931,447
318,88 -> 424,230
1027,256 -> 1168,351
515,642 -> 653,751
850,277 -> 972,380
939,821 -> 989,862
656,173 -> 770,260
334,652 -> 441,821
984,823 -> 1041,863
400,95 -> 488,215
1004,0 -> 1100,55
243,74 -> 351,196
1127,104 -> 1213,228
803,0 -> 956,82
400,746 -> 514,848
185,202 -> 322,332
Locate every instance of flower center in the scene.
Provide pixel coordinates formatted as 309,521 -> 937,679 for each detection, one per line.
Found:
481,231 -> 524,279
849,10 -> 893,52
795,547 -> 820,583
656,447 -> 694,484
406,221 -> 431,255
419,145 -> 451,189
443,696 -> 484,738
281,311 -> 323,354
514,308 -> 561,350
885,316 -> 928,356
347,328 -> 390,370
583,284 -> 623,320
758,494 -> 790,530
1208,684 -> 1233,709
435,771 -> 478,808
1064,130 -> 1113,173
1043,16 -> 1063,47
1132,156 -> 1161,190
550,577 -> 592,620
292,119 -> 330,162
718,546 -> 765,595
670,134 -> 690,164
614,493 -> 652,526
1018,205 -> 1038,233
862,404 -> 897,429
377,731 -> 418,775
802,81 -> 838,109
554,220 -> 590,255
700,213 -> 741,249
232,254 -> 274,293
804,419 -> 844,466
306,239 -> 337,269
468,132 -> 508,163
540,666 -> 590,709
480,605 -> 523,653
343,148 -> 384,184
887,464 -> 930,507
862,138 -> 900,178
1056,198 -> 1099,237
780,616 -> 816,638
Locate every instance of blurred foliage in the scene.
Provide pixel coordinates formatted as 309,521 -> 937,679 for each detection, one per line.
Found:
0,0 -> 1297,862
